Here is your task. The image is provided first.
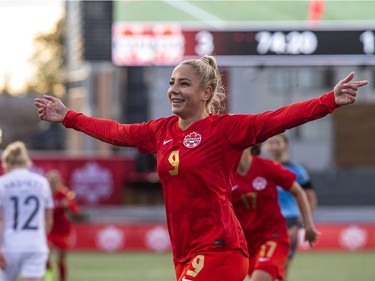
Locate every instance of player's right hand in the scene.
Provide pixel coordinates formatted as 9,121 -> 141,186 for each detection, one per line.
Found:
34,95 -> 69,123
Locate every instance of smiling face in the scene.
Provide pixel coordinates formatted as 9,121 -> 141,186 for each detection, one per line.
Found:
168,64 -> 211,120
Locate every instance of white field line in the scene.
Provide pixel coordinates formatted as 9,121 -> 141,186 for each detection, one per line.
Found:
162,0 -> 226,29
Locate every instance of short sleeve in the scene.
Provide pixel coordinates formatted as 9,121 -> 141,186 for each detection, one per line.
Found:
270,161 -> 296,191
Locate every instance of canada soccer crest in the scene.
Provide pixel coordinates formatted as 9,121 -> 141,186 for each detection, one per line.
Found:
183,132 -> 202,148
252,176 -> 267,191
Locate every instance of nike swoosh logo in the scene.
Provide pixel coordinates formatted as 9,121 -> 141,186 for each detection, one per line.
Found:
163,139 -> 172,145
182,277 -> 193,281
231,185 -> 239,191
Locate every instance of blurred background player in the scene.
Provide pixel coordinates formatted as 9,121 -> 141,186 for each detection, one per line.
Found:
308,0 -> 326,24
45,169 -> 80,281
232,144 -> 319,281
0,141 -> 54,281
265,133 -> 318,280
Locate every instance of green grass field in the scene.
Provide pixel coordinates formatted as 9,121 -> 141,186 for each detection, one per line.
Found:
114,0 -> 375,23
64,251 -> 375,281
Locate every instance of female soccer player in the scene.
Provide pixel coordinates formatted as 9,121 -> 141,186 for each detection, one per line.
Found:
0,141 -> 54,281
45,170 -> 80,281
265,133 -> 317,280
232,145 -> 319,281
34,55 -> 367,281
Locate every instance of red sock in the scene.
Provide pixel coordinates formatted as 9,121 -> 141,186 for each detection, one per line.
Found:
58,261 -> 66,281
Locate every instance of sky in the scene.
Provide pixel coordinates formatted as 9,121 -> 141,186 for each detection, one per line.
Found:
0,0 -> 63,93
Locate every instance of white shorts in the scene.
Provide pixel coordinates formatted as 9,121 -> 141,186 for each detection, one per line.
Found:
0,252 -> 48,281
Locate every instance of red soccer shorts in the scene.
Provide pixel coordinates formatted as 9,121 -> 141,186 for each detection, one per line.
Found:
248,237 -> 289,280
174,249 -> 248,281
48,234 -> 71,250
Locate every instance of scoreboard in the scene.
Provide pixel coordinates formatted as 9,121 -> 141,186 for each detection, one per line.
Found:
183,29 -> 375,66
112,23 -> 375,66
183,30 -> 374,56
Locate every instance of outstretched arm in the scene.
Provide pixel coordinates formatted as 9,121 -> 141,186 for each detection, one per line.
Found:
34,95 -> 156,151
334,72 -> 368,105
34,95 -> 132,146
253,72 -> 368,143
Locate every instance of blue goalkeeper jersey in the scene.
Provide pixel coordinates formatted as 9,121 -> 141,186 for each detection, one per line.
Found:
277,161 -> 312,218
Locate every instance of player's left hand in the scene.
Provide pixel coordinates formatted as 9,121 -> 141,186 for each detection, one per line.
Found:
333,72 -> 368,105
304,226 -> 321,246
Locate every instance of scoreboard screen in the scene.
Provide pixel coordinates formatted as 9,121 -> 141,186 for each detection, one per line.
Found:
184,30 -> 374,56
112,23 -> 375,66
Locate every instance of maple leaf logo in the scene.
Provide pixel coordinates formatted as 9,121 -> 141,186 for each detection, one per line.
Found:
183,132 -> 202,148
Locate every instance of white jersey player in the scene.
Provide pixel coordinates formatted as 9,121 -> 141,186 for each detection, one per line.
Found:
0,141 -> 53,281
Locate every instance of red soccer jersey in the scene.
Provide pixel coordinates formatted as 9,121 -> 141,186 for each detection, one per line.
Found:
232,155 -> 296,256
63,92 -> 337,263
49,187 -> 79,237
